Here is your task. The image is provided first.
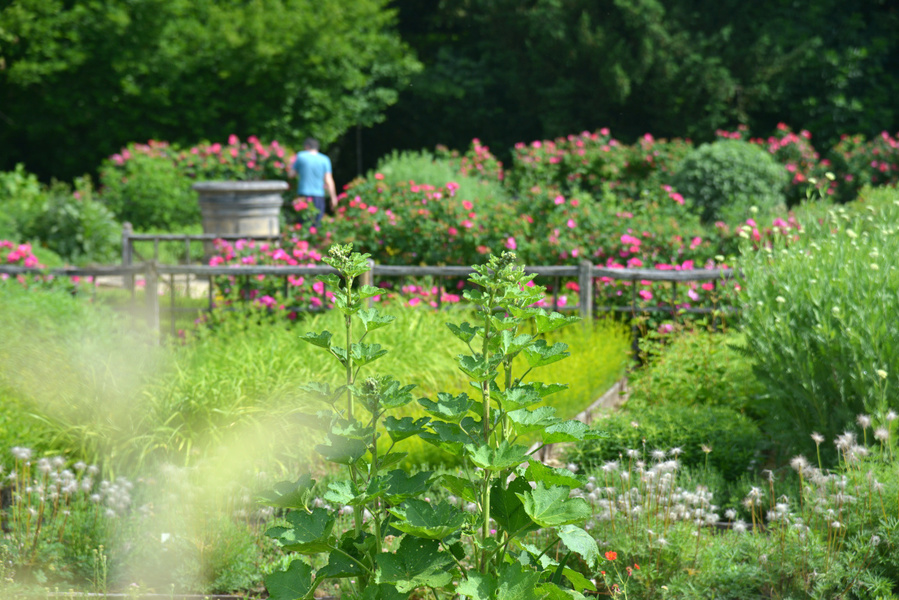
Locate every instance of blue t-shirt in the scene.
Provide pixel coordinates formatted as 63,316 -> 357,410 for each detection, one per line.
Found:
293,151 -> 332,196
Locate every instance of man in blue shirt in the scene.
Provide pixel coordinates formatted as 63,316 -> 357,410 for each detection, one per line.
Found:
288,138 -> 338,227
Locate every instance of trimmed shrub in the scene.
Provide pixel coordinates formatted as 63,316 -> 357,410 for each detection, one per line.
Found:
98,141 -> 200,231
568,405 -> 763,481
671,139 -> 788,223
0,164 -> 45,241
31,178 -> 120,264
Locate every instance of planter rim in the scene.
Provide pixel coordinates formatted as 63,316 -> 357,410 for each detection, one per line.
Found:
192,180 -> 289,192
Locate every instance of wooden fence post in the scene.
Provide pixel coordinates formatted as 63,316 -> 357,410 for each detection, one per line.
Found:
122,222 -> 134,293
578,260 -> 594,322
146,261 -> 160,342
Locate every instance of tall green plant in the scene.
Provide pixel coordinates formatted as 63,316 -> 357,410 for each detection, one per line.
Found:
737,188 -> 899,458
262,247 -> 605,599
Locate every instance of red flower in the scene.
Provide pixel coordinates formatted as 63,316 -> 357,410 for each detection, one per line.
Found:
605,551 -> 618,561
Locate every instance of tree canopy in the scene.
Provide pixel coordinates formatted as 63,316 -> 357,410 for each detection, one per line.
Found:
0,0 -> 421,181
2,0 -> 897,183
364,0 -> 899,165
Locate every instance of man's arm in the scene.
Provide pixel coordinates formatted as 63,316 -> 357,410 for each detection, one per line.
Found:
325,172 -> 338,209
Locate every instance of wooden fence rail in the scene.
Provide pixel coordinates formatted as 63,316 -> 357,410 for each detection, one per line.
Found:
1,259 -> 737,346
0,226 -> 740,344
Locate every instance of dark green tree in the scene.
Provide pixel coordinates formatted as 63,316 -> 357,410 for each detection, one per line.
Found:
0,0 -> 421,181
362,0 -> 899,168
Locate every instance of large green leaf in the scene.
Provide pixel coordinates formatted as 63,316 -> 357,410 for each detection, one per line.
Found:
419,420 -> 473,454
517,482 -> 591,527
466,440 -> 530,471
377,379 -> 417,409
447,321 -> 480,344
530,382 -> 569,398
490,477 -> 538,536
524,461 -> 584,489
382,469 -> 434,505
541,420 -> 602,444
264,559 -> 313,600
557,524 -> 599,569
562,568 -> 597,593
496,561 -> 540,600
418,392 -> 474,423
375,536 -> 454,593
300,330 -> 333,349
457,353 -> 499,382
487,314 -> 520,332
499,330 -> 535,356
315,534 -> 366,580
266,508 -> 335,554
384,415 -> 430,442
323,479 -> 380,507
358,308 -> 396,332
441,474 -> 478,503
259,474 -> 315,510
507,406 -> 559,434
534,312 -> 580,334
389,499 -> 466,540
457,572 -> 497,600
356,284 -> 383,301
523,339 -> 570,368
351,342 -> 388,366
315,432 -> 367,465
499,385 -> 543,411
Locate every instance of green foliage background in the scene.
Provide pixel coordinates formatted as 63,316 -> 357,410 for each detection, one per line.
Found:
0,0 -> 421,182
3,0 -> 898,185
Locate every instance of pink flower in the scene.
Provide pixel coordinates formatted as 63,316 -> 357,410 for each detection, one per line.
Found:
639,290 -> 653,300
448,227 -> 458,236
313,281 -> 325,294
505,237 -> 517,250
688,288 -> 700,301
701,282 -> 715,291
408,297 -> 422,307
368,206 -> 378,214
462,200 -> 474,210
462,220 -> 474,229
554,195 -> 565,205
256,295 -> 276,308
374,173 -> 385,180
669,192 -> 685,205
567,219 -> 576,228
228,134 -> 239,145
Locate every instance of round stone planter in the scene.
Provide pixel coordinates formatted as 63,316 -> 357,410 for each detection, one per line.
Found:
193,180 -> 289,238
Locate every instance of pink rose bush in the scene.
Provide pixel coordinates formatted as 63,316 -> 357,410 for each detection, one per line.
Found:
0,240 -> 95,293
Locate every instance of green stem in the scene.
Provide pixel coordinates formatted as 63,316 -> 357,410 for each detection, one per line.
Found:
479,296 -> 493,573
346,276 -> 354,419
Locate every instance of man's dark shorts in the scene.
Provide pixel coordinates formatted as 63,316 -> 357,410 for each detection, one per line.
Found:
302,195 -> 327,227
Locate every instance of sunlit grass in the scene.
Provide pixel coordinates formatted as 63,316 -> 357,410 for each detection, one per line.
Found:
0,286 -> 630,476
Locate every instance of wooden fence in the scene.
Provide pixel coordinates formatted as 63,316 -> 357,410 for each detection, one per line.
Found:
0,226 -> 740,346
